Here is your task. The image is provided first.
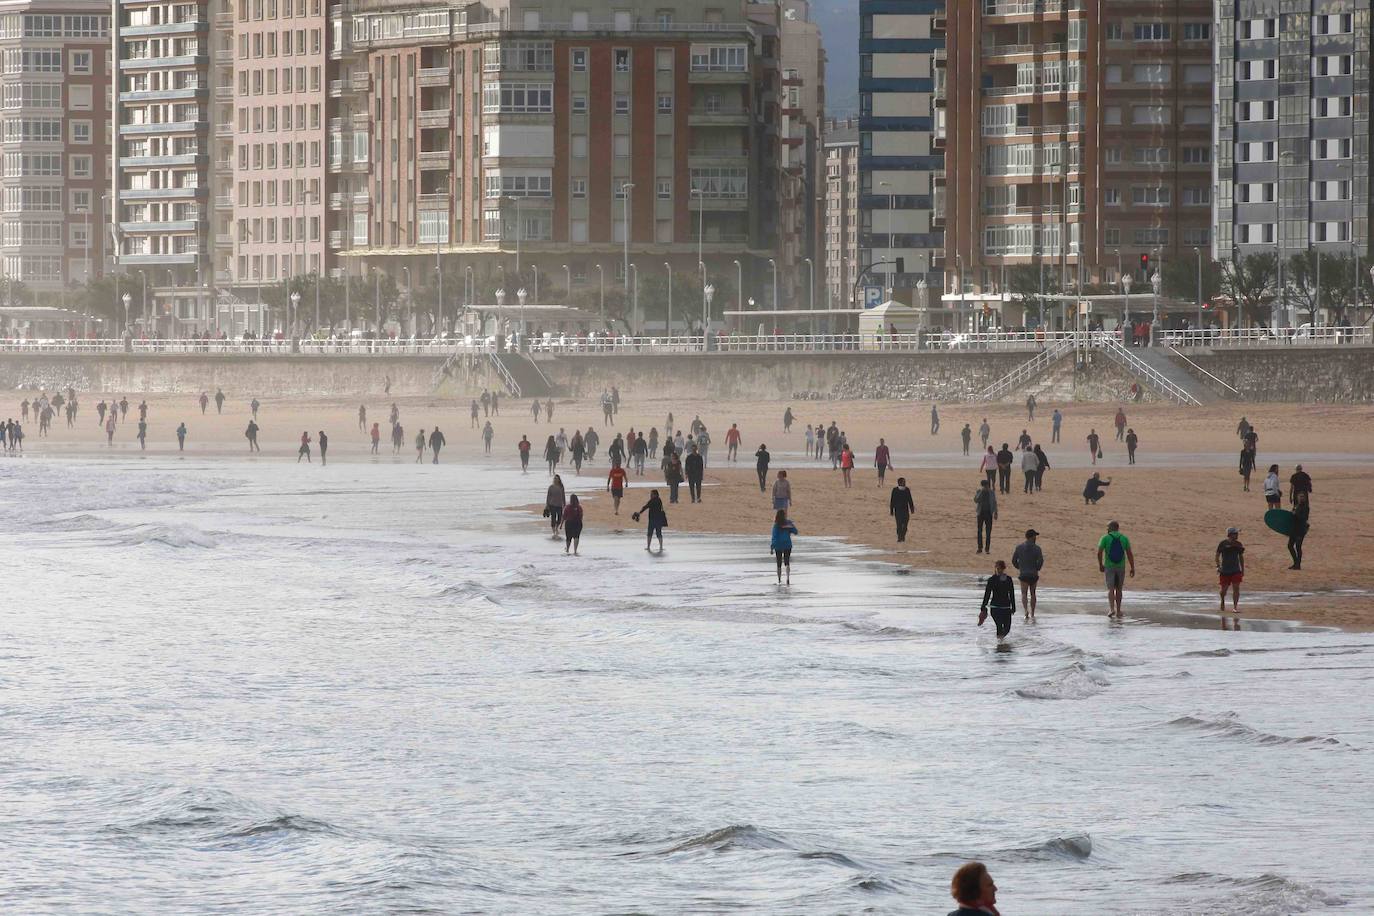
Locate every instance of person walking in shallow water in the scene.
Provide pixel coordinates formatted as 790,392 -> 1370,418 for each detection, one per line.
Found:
633,489 -> 667,551
297,431 -> 312,463
544,474 -> 565,537
1215,526 -> 1244,629
318,430 -> 328,465
979,560 -> 1017,640
769,510 -> 798,584
1012,529 -> 1043,620
176,422 -> 187,451
428,427 -> 445,463
562,494 -> 584,555
1096,519 -> 1135,619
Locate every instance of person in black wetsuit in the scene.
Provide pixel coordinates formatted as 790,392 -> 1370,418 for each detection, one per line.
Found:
889,477 -> 915,542
1288,491 -> 1310,570
979,560 -> 1017,639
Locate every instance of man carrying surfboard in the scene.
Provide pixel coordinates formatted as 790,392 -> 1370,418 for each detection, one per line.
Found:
1289,465 -> 1313,507
1096,520 -> 1134,619
1215,527 -> 1245,630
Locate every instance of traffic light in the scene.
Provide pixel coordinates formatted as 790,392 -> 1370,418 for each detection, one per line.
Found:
1139,253 -> 1150,275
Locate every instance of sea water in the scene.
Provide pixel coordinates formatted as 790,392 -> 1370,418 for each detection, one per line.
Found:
3,457 -> 1370,914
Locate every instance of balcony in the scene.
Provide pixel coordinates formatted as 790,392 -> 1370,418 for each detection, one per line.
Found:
982,84 -> 1080,98
214,86 -> 234,100
119,154 -> 206,168
687,194 -> 749,211
981,123 -> 1079,137
351,112 -> 371,127
119,187 -> 203,201
688,148 -> 748,166
328,192 -> 346,209
214,194 -> 233,208
418,66 -> 451,86
417,108 -> 451,128
983,0 -> 1084,16
688,67 -> 750,84
120,87 -> 205,103
688,106 -> 751,127
328,230 -> 345,249
120,120 -> 203,135
121,20 -> 206,37
216,233 -> 235,247
418,149 -> 450,169
119,253 -> 199,266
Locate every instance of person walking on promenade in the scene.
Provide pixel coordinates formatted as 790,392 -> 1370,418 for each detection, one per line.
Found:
1087,428 -> 1101,465
297,431 -> 312,463
370,422 -> 380,454
996,443 -> 1014,495
415,428 -> 427,463
978,418 -> 990,449
1216,526 -> 1245,629
1239,445 -> 1256,491
948,862 -> 1001,916
772,469 -> 792,512
1012,529 -> 1043,620
214,388 -> 225,414
974,479 -> 998,554
1020,445 -> 1039,494
176,422 -> 187,452
1263,464 -> 1282,508
1288,491 -> 1310,570
930,403 -> 940,435
890,477 -> 915,543
1096,519 -> 1135,619
119,396 -> 129,420
960,423 -> 972,456
562,494 -> 584,555
726,423 -> 742,462
607,460 -> 628,514
427,426 -> 445,463
1083,471 -> 1111,504
199,391 -> 209,415
633,489 -> 667,552
755,444 -> 771,492
483,421 -> 495,456
874,438 -> 891,485
979,445 -> 998,488
1114,406 -> 1127,441
246,419 -> 260,452
770,510 -> 798,584
358,404 -> 367,430
1051,407 -> 1062,443
1033,444 -> 1050,491
685,444 -> 705,503
518,435 -> 531,472
544,435 -> 559,475
1026,394 -> 1037,421
544,475 -> 565,537
663,450 -> 684,504
1125,428 -> 1139,465
1289,464 -> 1313,506
840,443 -> 855,488
979,560 -> 1017,640
318,430 -> 328,466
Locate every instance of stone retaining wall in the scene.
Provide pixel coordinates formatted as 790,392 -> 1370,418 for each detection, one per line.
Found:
1182,346 -> 1374,403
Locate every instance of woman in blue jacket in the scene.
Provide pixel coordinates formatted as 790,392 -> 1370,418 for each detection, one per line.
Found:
770,510 -> 798,584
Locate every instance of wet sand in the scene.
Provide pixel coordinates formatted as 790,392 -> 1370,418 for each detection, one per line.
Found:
11,389 -> 1372,628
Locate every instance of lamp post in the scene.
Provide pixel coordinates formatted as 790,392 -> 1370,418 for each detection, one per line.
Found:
516,287 -> 527,349
767,257 -> 777,311
531,263 -> 538,304
595,263 -> 604,330
142,271 -> 150,336
494,287 -> 506,345
465,265 -> 474,312
401,266 -> 412,337
1194,247 -> 1203,332
122,292 -> 131,336
1149,270 -> 1161,346
621,181 -> 634,326
562,264 -> 570,303
664,261 -> 672,338
703,284 -> 714,349
629,263 -> 639,335
692,187 -> 706,325
732,258 -> 742,321
803,257 -> 814,335
289,290 -> 300,351
1121,271 -> 1133,336
435,235 -> 443,338
373,267 -> 380,330
879,180 -> 893,287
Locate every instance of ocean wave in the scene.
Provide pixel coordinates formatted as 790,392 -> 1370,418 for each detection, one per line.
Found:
1163,871 -> 1348,914
1164,713 -> 1353,749
103,786 -> 343,845
1002,832 -> 1094,862
1014,661 -> 1112,700
659,824 -> 795,855
113,524 -> 218,549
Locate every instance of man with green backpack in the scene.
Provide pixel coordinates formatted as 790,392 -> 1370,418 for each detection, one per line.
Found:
1096,520 -> 1135,619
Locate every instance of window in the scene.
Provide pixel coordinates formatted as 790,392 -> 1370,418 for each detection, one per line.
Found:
1104,106 -> 1122,125
1105,65 -> 1122,84
571,177 -> 586,198
1237,223 -> 1274,245
689,166 -> 748,198
481,81 -> 553,113
1182,146 -> 1210,164
69,85 -> 92,110
70,49 -> 91,73
1237,18 -> 1276,39
571,218 -> 588,242
1236,100 -> 1275,122
656,48 -> 673,71
1103,23 -> 1121,40
1184,64 -> 1211,84
1132,147 -> 1169,165
1313,97 -> 1352,118
571,134 -> 587,158
1132,23 -> 1170,41
1104,228 -> 1120,246
1312,137 -> 1352,160
1239,59 -> 1276,81
1132,63 -> 1169,84
1182,22 -> 1211,40
1182,228 -> 1209,246
1131,186 -> 1170,206
613,135 -> 629,157
572,93 -> 587,114
690,44 -> 747,72
69,119 -> 91,143
1311,179 -> 1350,202
1131,105 -> 1169,125
70,189 -> 92,212
571,48 -> 587,71
614,49 -> 630,72
1182,187 -> 1210,206
657,93 -> 672,114
614,93 -> 629,114
1104,187 -> 1121,206
1238,141 -> 1276,163
484,172 -> 552,198
1313,12 -> 1353,34
1133,227 -> 1169,245
483,40 -> 553,72
1104,147 -> 1122,164
1312,55 -> 1352,77
656,178 -> 671,199
70,154 -> 91,178
1237,182 -> 1275,203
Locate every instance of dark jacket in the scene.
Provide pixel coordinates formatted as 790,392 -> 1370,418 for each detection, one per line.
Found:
889,486 -> 914,518
981,573 -> 1016,611
685,452 -> 704,479
974,488 -> 998,517
996,447 -> 1014,468
639,494 -> 667,527
1012,540 -> 1044,575
755,448 -> 770,470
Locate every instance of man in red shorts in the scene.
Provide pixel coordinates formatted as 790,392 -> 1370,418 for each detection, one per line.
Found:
1215,526 -> 1245,630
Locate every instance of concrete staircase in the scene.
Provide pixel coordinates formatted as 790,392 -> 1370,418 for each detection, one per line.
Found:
489,351 -> 557,398
978,336 -> 1075,401
1097,341 -> 1208,405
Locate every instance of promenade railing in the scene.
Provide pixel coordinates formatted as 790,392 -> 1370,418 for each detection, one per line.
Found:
1161,326 -> 1370,348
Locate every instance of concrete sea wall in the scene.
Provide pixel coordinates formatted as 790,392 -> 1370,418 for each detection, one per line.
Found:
1182,346 -> 1374,403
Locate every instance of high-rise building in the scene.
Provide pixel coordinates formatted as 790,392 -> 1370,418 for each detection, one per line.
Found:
0,1 -> 111,292
779,0 -> 825,312
1214,2 -> 1370,264
936,0 -> 1212,324
822,117 -> 859,309
856,0 -> 943,304
333,0 -> 788,330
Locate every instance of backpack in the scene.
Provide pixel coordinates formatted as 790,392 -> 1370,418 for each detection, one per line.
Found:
1106,534 -> 1125,564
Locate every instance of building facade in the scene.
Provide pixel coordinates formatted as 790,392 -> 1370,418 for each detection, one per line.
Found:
1214,0 -> 1371,263
822,116 -> 857,309
936,0 -> 1212,323
857,0 -> 943,304
0,0 -> 110,292
778,0 -> 825,311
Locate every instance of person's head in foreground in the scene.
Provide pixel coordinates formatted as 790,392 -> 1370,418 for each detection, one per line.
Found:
950,861 -> 998,914
1107,520 -> 1120,533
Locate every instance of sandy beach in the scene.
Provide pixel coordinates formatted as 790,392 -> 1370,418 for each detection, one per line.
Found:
10,387 -> 1372,628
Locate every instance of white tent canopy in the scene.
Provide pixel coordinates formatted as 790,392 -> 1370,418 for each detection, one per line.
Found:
858,300 -> 922,349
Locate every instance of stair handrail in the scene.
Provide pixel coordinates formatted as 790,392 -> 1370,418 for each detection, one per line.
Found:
1166,346 -> 1240,398
522,352 -> 556,393
978,334 -> 1074,401
487,351 -> 522,398
1097,339 -> 1201,406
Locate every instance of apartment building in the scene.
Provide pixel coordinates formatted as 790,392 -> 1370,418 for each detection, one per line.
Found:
331,0 -> 785,328
0,0 -> 110,292
936,0 -> 1212,317
822,116 -> 858,308
1215,1 -> 1371,262
778,0 -> 825,310
857,0 -> 943,302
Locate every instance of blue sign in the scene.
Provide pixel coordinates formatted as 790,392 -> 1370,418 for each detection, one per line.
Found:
863,285 -> 884,308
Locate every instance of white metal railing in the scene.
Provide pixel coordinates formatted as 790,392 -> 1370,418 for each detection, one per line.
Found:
487,351 -> 521,398
0,338 -> 497,356
1161,326 -> 1371,348
980,335 -> 1075,400
1097,338 -> 1202,406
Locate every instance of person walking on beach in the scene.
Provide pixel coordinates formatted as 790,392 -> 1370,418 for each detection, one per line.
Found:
663,450 -> 684,504
1288,490 -> 1310,570
544,399 -> 554,423
840,443 -> 855,488
978,418 -> 991,449
1289,464 -> 1312,506
979,445 -> 998,488
960,423 -> 972,456
105,414 -> 116,446
1051,407 -> 1062,443
370,422 -> 380,454
119,396 -> 129,420
726,423 -> 742,462
1020,445 -> 1038,494
995,443 -> 1014,495
949,862 -> 1000,916
890,477 -> 915,543
755,444 -> 771,492
685,444 -> 704,503
480,389 -> 490,418
600,390 -> 613,424
532,399 -> 542,423
1239,445 -> 1256,491
246,419 -> 260,452
1026,394 -> 1037,421
491,391 -> 500,416
544,475 -> 565,537
428,427 -> 445,464
250,398 -> 260,419
1087,428 -> 1101,465
930,404 -> 940,435
415,429 -> 427,463
633,489 -> 667,552
874,438 -> 891,485
979,560 -> 1017,640
1016,428 -> 1032,452
358,404 -> 367,430
318,430 -> 328,465
1125,428 -> 1139,465
136,419 -> 147,450
569,429 -> 585,473
518,435 -> 531,472
1263,464 -> 1282,508
1114,407 -> 1127,441
772,469 -> 792,511
974,479 -> 998,554
1216,526 -> 1245,628
607,461 -> 627,514
1012,529 -> 1043,620
297,431 -> 312,463
97,400 -> 107,426
632,432 -> 648,475
1083,471 -> 1111,504
470,400 -> 481,429
392,423 -> 404,454
783,407 -> 794,433
199,392 -> 208,415
562,494 -> 584,555
214,388 -> 225,414
586,427 -> 601,462
1236,416 -> 1251,443
1096,520 -> 1134,619
770,510 -> 798,584
483,421 -> 495,456
544,435 -> 559,475
1033,444 -> 1050,491
176,422 -> 187,451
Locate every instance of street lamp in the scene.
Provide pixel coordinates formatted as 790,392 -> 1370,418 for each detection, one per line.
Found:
767,257 -> 777,311
595,263 -> 604,330
1121,271 -> 1133,336
703,283 -> 715,349
494,287 -> 506,344
289,290 -> 301,351
664,261 -> 672,338
732,258 -> 742,319
516,287 -> 527,349
401,266 -> 412,337
562,264 -> 570,303
803,257 -> 815,335
465,265 -> 474,310
531,263 -> 538,304
1149,270 -> 1161,346
1194,247 -> 1203,333
621,182 -> 634,323
122,292 -> 131,336
629,263 -> 639,335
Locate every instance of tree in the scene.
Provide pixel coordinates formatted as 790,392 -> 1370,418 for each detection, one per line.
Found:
1286,251 -> 1356,325
1219,253 -> 1277,327
1162,255 -> 1222,307
635,270 -> 733,332
1005,264 -> 1058,326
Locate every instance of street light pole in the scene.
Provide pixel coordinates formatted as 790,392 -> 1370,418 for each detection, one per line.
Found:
562,264 -> 570,303
1121,271 -> 1133,336
664,261 -> 672,337
1194,247 -> 1202,331
768,257 -> 777,311
703,284 -> 714,349
732,258 -> 742,321
622,182 -> 634,330
803,257 -> 814,335
596,263 -> 604,329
